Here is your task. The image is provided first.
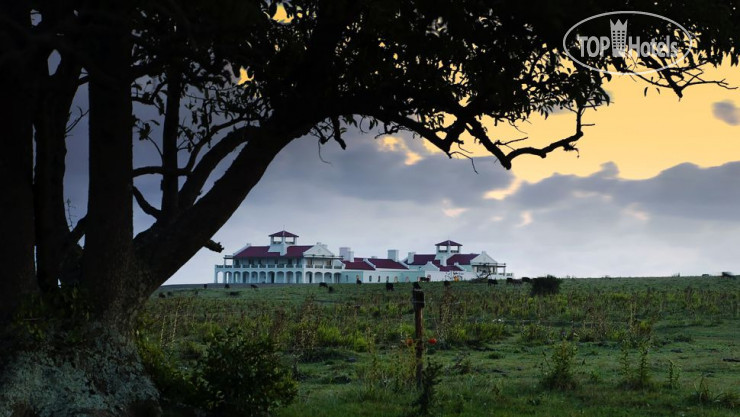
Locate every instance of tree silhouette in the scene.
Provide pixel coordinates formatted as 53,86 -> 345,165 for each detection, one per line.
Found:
0,1 -> 736,414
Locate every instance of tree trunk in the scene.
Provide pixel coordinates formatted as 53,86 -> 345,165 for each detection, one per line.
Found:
0,3 -> 39,325
80,2 -> 140,327
0,5 -> 161,416
34,59 -> 82,294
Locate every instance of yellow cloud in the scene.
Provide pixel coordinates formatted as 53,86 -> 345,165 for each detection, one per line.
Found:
484,177 -> 524,200
378,136 -> 423,166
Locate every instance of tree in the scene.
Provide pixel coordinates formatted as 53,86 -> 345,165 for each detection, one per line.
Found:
0,1 -> 736,415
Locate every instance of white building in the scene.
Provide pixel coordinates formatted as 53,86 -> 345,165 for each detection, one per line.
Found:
403,240 -> 509,281
214,231 -> 509,284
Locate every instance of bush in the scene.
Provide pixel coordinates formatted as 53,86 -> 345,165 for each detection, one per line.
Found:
540,340 -> 578,390
137,336 -> 198,406
531,276 -> 562,296
199,328 -> 297,417
619,340 -> 653,389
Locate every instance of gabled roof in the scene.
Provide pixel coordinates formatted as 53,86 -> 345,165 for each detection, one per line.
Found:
405,254 -> 437,266
234,245 -> 312,258
366,258 -> 408,270
269,230 -> 299,238
436,240 -> 462,246
446,254 -> 478,265
342,259 -> 375,271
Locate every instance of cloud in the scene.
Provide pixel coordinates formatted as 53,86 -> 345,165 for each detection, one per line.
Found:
378,136 -> 423,165
441,199 -> 468,217
516,211 -> 533,227
485,177 -> 524,200
249,131 -> 512,205
167,159 -> 740,283
712,100 -> 740,125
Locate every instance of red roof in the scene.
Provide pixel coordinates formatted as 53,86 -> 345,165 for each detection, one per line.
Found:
405,255 -> 464,271
436,240 -> 462,246
405,254 -> 436,266
342,259 -> 375,271
366,258 -> 408,270
286,245 -> 313,256
269,230 -> 299,238
438,264 -> 463,272
234,245 -> 312,258
446,254 -> 478,265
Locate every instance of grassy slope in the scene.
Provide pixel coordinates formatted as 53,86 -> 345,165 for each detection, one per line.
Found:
143,277 -> 739,416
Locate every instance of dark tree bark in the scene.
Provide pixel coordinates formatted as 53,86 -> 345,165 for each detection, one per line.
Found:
79,3 -> 139,327
0,2 -> 39,325
34,58 -> 82,294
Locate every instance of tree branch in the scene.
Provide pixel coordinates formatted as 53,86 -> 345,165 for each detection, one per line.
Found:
178,126 -> 255,209
133,186 -> 161,219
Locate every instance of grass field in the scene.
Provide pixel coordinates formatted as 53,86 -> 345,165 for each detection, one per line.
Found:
140,277 -> 739,416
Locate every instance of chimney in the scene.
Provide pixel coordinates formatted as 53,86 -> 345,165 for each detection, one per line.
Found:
339,247 -> 351,260
387,249 -> 399,262
407,252 -> 415,264
347,251 -> 354,262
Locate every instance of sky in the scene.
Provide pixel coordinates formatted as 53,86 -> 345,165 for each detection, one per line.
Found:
62,59 -> 740,284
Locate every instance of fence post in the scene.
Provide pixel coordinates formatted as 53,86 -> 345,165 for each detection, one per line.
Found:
412,284 -> 425,388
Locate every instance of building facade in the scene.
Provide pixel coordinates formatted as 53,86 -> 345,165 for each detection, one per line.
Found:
214,231 -> 510,284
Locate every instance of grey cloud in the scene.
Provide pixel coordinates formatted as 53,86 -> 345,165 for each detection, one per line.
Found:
248,131 -> 512,205
169,158 -> 740,283
712,101 -> 740,125
505,162 -> 740,222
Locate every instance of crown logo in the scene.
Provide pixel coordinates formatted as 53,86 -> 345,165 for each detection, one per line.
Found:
610,19 -> 627,32
610,19 -> 628,57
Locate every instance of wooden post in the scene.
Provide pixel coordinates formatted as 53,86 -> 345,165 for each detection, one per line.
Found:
412,284 -> 425,388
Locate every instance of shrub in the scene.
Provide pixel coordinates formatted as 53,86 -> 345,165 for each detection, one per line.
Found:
410,359 -> 443,417
316,324 -> 344,347
520,323 -> 553,345
619,340 -> 653,389
540,340 -> 578,390
137,336 -> 198,406
530,276 -> 562,296
665,359 -> 681,389
199,328 -> 297,417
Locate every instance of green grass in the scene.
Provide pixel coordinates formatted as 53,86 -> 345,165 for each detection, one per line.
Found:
141,276 -> 739,416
